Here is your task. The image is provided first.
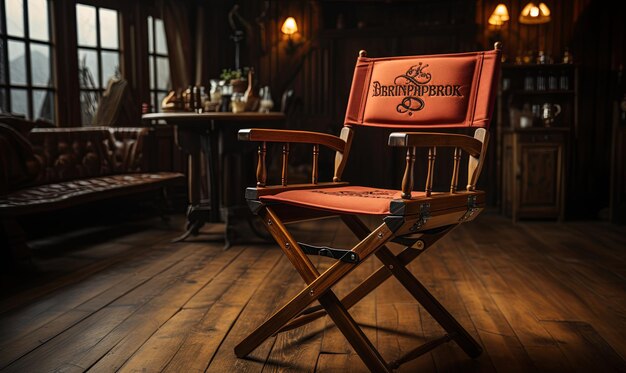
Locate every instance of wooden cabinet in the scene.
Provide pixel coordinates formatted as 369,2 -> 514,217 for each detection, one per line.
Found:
502,129 -> 567,221
497,64 -> 577,221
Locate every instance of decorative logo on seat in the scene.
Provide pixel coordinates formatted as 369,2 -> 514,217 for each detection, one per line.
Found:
311,189 -> 397,199
371,63 -> 463,116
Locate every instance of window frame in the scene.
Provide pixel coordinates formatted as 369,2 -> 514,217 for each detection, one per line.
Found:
0,0 -> 55,121
147,15 -> 170,113
76,2 -> 122,125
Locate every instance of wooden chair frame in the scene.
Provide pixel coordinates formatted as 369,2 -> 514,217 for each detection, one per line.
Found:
235,44 -> 501,372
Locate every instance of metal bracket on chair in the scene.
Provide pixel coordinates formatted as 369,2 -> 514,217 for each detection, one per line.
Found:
408,203 -> 430,232
459,195 -> 478,222
297,242 -> 360,263
246,199 -> 265,214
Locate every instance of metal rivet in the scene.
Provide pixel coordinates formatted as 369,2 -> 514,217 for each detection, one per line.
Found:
309,289 -> 314,296
285,242 -> 290,248
267,219 -> 272,225
415,240 -> 425,250
377,232 -> 383,239
389,265 -> 394,270
351,254 -> 356,260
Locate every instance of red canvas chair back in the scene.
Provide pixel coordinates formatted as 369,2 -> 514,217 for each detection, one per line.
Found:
344,49 -> 500,129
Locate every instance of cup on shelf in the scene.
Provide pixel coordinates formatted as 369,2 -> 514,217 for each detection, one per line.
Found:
536,72 -> 546,91
548,75 -> 558,90
524,75 -> 535,91
559,74 -> 570,90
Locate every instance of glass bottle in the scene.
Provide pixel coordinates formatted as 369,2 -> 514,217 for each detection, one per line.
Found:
244,68 -> 259,111
259,86 -> 274,113
210,79 -> 221,103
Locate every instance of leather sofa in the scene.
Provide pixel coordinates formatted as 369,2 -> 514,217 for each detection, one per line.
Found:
0,121 -> 184,263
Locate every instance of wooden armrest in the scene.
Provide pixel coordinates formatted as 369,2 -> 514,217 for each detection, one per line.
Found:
387,132 -> 482,157
238,128 -> 346,153
388,129 -> 489,199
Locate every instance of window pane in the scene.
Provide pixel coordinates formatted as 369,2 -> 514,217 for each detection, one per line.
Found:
8,40 -> 26,85
76,4 -> 97,47
80,90 -> 98,125
33,89 -> 53,120
156,57 -> 169,90
101,51 -> 119,88
6,0 -> 24,37
28,0 -> 49,41
10,88 -> 28,117
30,43 -> 51,86
78,48 -> 98,88
150,92 -> 155,112
99,8 -> 118,49
147,16 -> 153,53
0,40 -> 5,84
149,56 -> 154,89
156,92 -> 166,113
155,18 -> 167,54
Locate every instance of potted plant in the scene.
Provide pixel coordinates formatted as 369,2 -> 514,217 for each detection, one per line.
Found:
221,68 -> 248,94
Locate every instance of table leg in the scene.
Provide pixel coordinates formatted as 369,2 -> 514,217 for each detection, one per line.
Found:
172,126 -> 209,243
201,127 -> 221,223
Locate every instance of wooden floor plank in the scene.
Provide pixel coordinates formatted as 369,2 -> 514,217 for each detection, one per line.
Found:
263,220 -> 339,373
2,242 -> 230,372
204,258 -> 304,372
316,219 -> 375,372
541,320 -> 626,373
441,239 -> 536,373
0,242 -> 199,367
0,222 -> 178,313
454,228 -> 574,372
1,213 -> 625,372
76,244 -> 245,372
415,246 -> 496,373
118,245 -> 282,373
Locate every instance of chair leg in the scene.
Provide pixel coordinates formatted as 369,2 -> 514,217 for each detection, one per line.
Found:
235,206 -> 398,372
342,215 -> 482,359
318,291 -> 391,372
276,225 -> 451,334
375,247 -> 483,358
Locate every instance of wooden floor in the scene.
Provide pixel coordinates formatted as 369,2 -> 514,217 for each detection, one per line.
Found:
0,212 -> 625,372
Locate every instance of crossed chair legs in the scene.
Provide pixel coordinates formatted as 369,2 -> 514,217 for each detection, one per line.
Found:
234,206 -> 482,372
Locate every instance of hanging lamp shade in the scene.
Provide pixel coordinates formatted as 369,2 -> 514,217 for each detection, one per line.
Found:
519,2 -> 551,24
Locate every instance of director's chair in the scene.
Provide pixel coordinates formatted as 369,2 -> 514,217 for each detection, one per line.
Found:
236,43 -> 502,372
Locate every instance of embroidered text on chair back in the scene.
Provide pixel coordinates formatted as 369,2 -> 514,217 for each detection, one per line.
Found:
344,49 -> 501,128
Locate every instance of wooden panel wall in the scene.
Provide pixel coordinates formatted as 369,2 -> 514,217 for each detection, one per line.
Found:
188,0 -> 624,216
476,0 -> 591,63
478,0 -> 626,217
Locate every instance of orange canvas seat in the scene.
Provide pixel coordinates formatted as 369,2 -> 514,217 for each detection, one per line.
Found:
234,44 -> 502,372
261,186 -> 426,215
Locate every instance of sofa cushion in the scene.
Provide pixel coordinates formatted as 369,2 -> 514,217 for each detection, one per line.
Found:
28,127 -> 113,186
0,124 -> 40,194
0,172 -> 185,216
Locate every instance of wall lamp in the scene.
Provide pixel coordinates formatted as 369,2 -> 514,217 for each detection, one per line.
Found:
488,4 -> 510,27
281,17 -> 301,54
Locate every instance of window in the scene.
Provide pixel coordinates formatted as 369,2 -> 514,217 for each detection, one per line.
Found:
0,0 -> 54,121
147,15 -> 170,112
76,3 -> 120,125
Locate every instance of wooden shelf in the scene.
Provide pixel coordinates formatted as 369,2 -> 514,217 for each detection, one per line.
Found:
502,63 -> 577,70
506,90 -> 575,95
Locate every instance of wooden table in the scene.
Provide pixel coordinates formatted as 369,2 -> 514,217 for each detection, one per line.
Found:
142,112 -> 285,247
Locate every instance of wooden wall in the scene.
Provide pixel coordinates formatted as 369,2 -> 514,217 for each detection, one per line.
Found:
477,0 -> 625,217
193,0 -> 624,218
